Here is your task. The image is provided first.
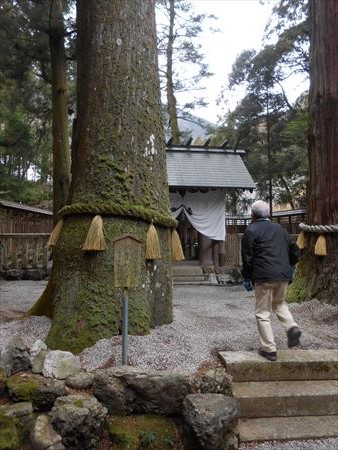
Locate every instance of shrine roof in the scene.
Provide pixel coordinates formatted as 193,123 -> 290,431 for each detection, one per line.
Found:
166,145 -> 255,190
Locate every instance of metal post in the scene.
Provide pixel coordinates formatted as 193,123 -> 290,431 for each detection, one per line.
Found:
121,289 -> 128,365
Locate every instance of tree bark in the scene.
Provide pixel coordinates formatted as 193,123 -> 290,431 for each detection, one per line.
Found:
288,0 -> 338,305
49,0 -> 71,221
166,0 -> 181,144
29,0 -> 175,352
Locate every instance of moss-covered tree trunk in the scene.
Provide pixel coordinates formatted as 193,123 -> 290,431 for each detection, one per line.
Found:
49,0 -> 71,221
29,0 -> 176,352
288,0 -> 338,305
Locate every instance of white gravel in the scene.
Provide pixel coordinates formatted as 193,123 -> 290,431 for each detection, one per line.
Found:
1,282 -> 337,374
1,281 -> 337,372
1,280 -> 337,450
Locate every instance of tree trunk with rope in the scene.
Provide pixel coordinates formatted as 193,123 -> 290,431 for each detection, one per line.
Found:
28,0 -> 175,352
287,0 -> 338,305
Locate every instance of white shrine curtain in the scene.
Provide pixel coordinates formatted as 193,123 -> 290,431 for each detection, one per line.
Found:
169,190 -> 226,241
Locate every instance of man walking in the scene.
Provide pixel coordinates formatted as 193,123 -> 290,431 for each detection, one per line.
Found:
241,200 -> 302,361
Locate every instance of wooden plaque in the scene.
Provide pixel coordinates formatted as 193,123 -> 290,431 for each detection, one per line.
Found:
113,234 -> 143,288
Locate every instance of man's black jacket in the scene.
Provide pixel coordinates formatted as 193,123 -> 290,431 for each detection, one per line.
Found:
241,218 -> 301,282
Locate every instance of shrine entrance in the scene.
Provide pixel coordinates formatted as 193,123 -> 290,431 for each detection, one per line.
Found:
176,211 -> 199,260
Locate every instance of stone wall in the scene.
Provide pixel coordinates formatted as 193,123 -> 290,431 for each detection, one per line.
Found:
0,335 -> 239,450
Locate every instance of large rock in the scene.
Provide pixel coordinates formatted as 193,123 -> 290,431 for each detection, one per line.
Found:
31,414 -> 65,450
183,394 -> 239,450
7,372 -> 68,411
1,269 -> 24,280
192,367 -> 233,395
43,350 -> 81,379
30,339 -> 48,374
93,367 -> 192,415
1,402 -> 33,418
92,370 -> 135,415
0,405 -> 35,450
65,372 -> 94,390
22,269 -> 46,281
0,334 -> 31,376
50,394 -> 108,449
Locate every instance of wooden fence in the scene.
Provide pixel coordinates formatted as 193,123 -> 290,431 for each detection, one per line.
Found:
0,233 -> 51,271
0,230 -> 299,273
224,233 -> 243,266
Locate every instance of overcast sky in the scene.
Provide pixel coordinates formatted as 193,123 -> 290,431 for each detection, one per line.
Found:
174,0 -> 307,124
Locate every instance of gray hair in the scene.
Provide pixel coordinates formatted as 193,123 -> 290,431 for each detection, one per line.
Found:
251,200 -> 270,219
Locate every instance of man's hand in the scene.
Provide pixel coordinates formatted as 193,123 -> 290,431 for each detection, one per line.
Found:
289,265 -> 296,283
243,279 -> 253,291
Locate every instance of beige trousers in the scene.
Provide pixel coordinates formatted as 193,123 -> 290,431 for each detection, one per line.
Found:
254,281 -> 298,353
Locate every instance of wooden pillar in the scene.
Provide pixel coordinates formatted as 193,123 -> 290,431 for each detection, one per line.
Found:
212,240 -> 219,268
219,240 -> 226,266
199,233 -> 213,267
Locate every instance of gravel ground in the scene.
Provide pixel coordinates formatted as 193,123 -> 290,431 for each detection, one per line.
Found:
0,279 -> 337,449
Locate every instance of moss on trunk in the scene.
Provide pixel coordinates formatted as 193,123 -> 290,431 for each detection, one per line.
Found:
28,0 -> 174,353
32,215 -> 172,353
286,256 -> 311,303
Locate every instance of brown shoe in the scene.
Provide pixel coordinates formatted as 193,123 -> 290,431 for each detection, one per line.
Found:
287,326 -> 302,348
258,348 -> 277,361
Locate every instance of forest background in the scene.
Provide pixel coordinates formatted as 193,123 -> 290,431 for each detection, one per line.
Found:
0,0 -> 309,214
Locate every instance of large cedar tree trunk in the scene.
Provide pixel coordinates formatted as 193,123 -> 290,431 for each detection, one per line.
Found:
288,0 -> 338,304
49,0 -> 71,220
29,0 -> 175,352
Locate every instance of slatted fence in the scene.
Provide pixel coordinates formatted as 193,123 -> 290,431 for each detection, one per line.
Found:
0,233 -> 50,271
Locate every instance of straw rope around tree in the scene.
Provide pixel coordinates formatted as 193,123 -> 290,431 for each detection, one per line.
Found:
297,222 -> 338,256
48,200 -> 181,256
58,201 -> 177,228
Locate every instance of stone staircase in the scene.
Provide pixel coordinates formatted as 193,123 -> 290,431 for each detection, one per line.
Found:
172,262 -> 212,285
219,349 -> 338,445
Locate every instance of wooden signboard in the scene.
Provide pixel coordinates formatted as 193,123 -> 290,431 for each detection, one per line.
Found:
113,234 -> 143,288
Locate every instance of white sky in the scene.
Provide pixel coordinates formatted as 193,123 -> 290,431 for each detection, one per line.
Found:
175,0 -> 308,124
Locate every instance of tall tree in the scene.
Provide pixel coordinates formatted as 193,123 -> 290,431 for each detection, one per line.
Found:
0,0 -> 73,213
289,0 -> 338,304
29,0 -> 175,353
49,0 -> 71,219
156,0 -> 215,142
226,48 -> 298,213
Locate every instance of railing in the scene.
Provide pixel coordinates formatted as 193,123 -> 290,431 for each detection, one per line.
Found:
224,233 -> 299,268
224,233 -> 243,266
0,233 -> 51,271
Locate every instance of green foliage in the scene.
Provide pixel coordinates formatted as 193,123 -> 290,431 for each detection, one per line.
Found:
215,0 -> 310,209
0,78 -> 53,204
107,415 -> 181,450
7,373 -> 39,402
0,0 -> 75,206
265,0 -> 309,74
0,410 -> 22,450
140,430 -> 157,447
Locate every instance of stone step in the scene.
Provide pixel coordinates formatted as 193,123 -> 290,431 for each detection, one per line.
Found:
173,280 -> 214,286
172,268 -> 204,277
236,415 -> 338,443
173,275 -> 206,282
233,379 -> 338,417
219,350 -> 338,381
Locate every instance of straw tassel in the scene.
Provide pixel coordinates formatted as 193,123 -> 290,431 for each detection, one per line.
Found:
171,229 -> 185,261
314,234 -> 327,256
82,215 -> 107,251
146,221 -> 161,259
296,231 -> 306,249
48,219 -> 64,247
